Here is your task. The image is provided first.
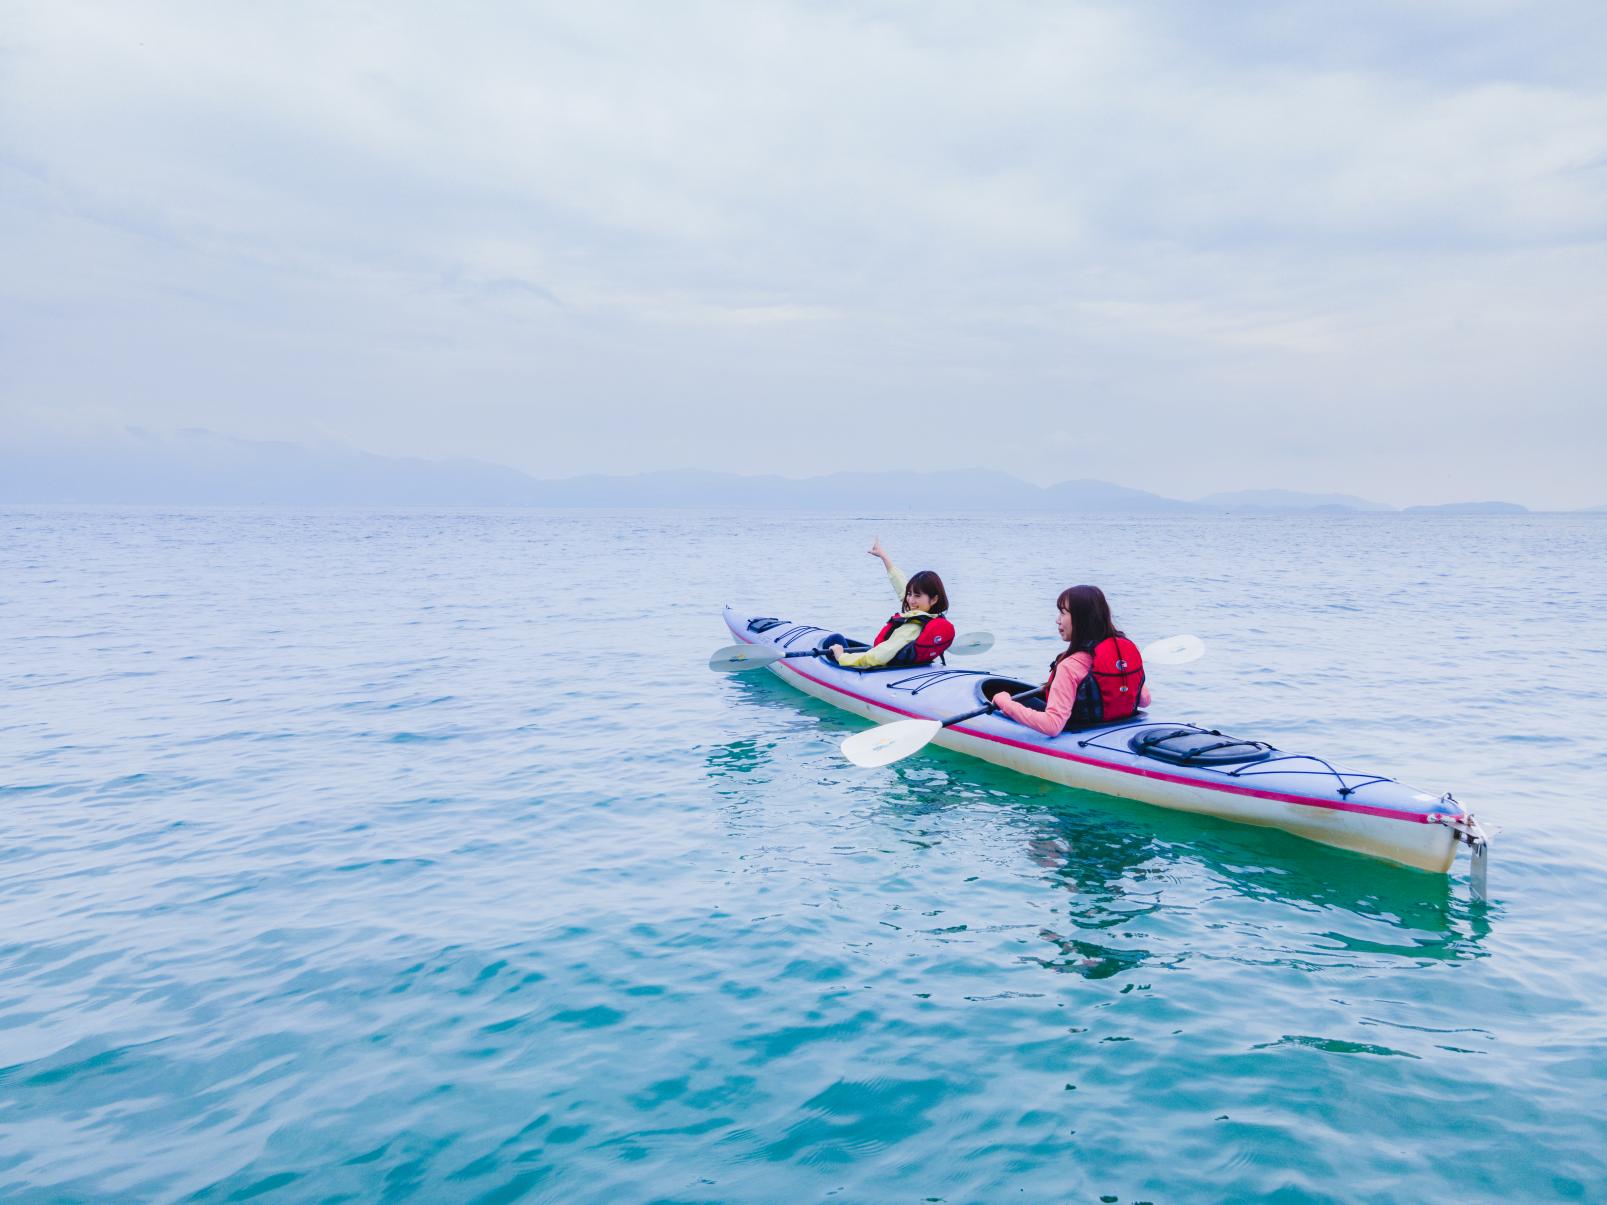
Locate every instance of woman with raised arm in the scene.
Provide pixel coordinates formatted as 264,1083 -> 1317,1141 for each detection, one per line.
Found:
825,538 -> 955,669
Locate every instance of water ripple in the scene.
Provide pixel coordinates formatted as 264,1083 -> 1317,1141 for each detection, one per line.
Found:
1,508 -> 1604,1199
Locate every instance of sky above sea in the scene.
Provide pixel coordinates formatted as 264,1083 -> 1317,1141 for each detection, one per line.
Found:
2,1 -> 1604,508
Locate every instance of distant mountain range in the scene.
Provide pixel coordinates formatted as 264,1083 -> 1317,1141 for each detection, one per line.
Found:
1195,489 -> 1392,512
1,428 -> 1597,513
1400,501 -> 1530,514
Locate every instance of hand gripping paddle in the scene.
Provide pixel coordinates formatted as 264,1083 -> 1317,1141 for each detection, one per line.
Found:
708,630 -> 996,673
840,634 -> 1205,768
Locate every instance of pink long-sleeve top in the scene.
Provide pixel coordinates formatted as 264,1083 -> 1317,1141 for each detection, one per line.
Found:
991,652 -> 1152,737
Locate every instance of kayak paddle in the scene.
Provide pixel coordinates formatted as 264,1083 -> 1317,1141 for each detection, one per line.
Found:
840,633 -> 1205,768
1141,633 -> 1205,666
709,630 -> 995,673
841,686 -> 1045,768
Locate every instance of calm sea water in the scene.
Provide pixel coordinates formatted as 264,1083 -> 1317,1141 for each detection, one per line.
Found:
2,507 -> 1605,1201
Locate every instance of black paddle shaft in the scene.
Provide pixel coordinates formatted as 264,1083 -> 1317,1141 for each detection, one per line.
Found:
942,686 -> 1044,729
784,649 -> 829,660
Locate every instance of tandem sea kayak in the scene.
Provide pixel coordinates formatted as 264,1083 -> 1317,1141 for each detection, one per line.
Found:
721,606 -> 1489,878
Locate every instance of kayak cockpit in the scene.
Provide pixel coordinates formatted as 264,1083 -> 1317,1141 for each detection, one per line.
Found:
977,676 -> 1151,733
977,675 -> 1036,698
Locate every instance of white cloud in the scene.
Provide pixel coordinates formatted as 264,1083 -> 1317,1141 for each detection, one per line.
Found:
2,0 -> 1604,506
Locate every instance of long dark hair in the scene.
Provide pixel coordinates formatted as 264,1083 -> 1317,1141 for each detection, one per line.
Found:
1047,584 -> 1123,687
905,569 -> 949,615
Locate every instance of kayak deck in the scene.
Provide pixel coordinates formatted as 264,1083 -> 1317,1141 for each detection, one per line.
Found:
723,606 -> 1488,876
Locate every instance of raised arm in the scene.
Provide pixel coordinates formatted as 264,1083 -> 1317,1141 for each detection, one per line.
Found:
868,536 -> 907,601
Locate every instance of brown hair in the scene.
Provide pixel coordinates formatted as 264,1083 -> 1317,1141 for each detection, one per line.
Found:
1047,584 -> 1123,687
905,569 -> 949,615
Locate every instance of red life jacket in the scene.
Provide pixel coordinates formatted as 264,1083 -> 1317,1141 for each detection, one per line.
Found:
872,612 -> 956,667
1064,635 -> 1145,727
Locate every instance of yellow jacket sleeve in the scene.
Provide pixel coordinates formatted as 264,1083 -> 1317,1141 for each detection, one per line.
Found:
831,560 -> 923,668
886,563 -> 908,602
834,620 -> 922,668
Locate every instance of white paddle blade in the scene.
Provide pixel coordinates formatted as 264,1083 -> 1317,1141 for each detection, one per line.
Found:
1143,634 -> 1205,666
946,631 -> 994,657
708,644 -> 784,672
841,719 -> 943,768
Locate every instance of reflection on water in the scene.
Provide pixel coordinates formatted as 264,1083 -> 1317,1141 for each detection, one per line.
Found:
976,757 -> 1492,970
1021,799 -> 1491,971
703,737 -> 777,779
1031,925 -> 1156,981
705,679 -> 1494,980
5,508 -> 1598,1200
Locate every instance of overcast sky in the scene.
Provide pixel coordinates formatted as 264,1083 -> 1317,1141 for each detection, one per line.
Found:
3,1 -> 1605,507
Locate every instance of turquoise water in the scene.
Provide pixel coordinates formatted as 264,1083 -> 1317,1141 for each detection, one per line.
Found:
2,508 -> 1605,1201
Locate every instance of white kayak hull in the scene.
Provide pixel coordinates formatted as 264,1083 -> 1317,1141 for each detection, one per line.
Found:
724,607 -> 1482,874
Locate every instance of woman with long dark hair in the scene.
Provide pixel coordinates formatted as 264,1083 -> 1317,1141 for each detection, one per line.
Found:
825,537 -> 955,669
993,585 -> 1150,735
